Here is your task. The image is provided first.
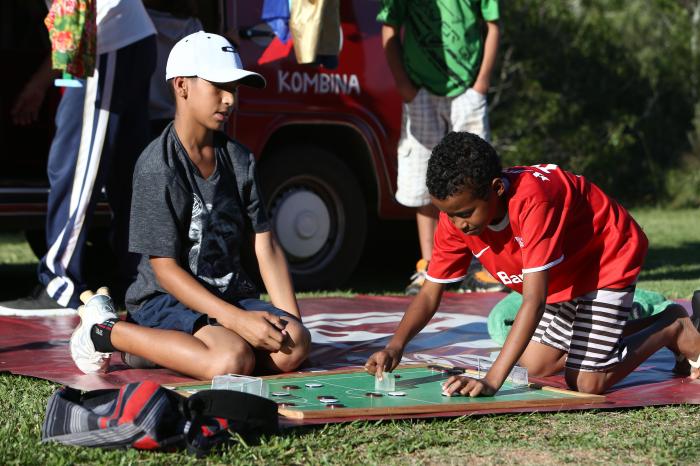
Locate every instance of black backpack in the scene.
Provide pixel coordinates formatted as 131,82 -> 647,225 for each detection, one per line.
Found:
42,381 -> 278,456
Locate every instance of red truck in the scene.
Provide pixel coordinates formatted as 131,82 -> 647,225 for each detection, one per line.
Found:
0,0 -> 408,289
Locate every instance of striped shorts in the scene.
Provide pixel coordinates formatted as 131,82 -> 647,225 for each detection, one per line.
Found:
532,287 -> 635,372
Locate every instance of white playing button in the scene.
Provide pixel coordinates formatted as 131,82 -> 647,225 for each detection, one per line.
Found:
271,392 -> 290,397
305,383 -> 323,388
387,391 -> 406,397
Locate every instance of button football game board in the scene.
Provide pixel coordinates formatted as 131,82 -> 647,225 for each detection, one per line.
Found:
167,364 -> 605,420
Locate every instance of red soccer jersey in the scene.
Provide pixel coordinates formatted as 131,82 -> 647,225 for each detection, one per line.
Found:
426,164 -> 648,303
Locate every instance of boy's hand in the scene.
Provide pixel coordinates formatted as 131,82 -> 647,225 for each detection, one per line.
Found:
220,311 -> 288,352
441,375 -> 498,397
365,346 -> 403,379
471,80 -> 489,96
11,83 -> 47,126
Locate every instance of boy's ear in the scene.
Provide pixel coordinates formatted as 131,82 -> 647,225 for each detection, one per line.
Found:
172,76 -> 189,99
492,177 -> 505,196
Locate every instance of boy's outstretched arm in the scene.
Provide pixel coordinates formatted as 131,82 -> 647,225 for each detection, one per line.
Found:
365,280 -> 445,378
150,257 -> 286,351
253,231 -> 301,319
443,270 -> 548,396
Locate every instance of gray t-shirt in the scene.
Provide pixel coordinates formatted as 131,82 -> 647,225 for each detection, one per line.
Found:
125,123 -> 270,313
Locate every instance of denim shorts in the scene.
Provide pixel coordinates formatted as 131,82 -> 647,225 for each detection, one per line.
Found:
127,293 -> 299,334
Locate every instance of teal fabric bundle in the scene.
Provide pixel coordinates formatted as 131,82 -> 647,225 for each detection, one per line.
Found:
487,289 -> 674,346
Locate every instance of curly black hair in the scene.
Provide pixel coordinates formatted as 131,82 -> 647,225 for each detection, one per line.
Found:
427,132 -> 502,200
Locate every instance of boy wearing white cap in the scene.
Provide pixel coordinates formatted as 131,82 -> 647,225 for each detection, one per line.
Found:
69,32 -> 311,379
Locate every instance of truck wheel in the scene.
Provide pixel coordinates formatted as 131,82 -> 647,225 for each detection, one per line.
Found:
260,147 -> 367,290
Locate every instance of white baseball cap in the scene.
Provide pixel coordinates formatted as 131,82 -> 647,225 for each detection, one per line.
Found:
165,31 -> 266,88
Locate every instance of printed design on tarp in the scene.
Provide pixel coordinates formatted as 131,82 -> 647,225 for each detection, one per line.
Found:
304,311 -> 498,369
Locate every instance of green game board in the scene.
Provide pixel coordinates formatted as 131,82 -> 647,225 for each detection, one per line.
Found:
166,364 -> 605,419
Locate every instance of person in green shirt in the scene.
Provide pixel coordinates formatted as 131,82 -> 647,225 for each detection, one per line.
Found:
377,0 -> 501,295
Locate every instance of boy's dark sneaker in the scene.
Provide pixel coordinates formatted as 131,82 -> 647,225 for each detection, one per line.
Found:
458,269 -> 508,293
0,285 -> 76,316
405,259 -> 429,295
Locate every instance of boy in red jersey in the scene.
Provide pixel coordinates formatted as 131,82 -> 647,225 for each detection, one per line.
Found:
365,131 -> 700,395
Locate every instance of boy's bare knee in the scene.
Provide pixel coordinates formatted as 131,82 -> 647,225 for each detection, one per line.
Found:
276,327 -> 311,372
572,379 -> 606,395
206,346 -> 255,378
273,356 -> 298,373
298,326 -> 312,352
565,371 -> 607,395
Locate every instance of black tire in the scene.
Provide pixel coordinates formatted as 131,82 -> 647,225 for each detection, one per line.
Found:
259,146 -> 367,290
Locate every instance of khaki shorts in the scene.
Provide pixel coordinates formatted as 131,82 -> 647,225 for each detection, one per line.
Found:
396,87 -> 490,207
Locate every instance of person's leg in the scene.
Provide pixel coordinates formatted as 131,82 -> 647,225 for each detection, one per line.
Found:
566,304 -> 700,394
255,318 -> 311,373
40,35 -> 157,309
0,83 -> 87,312
519,341 -> 567,376
518,303 -> 571,376
33,84 -> 87,309
673,291 -> 700,374
449,88 -> 507,292
43,86 -> 85,256
621,308 -> 674,336
499,299 -> 694,381
39,49 -> 123,308
72,291 -> 257,379
235,298 -> 311,373
112,322 -> 255,380
416,204 -> 438,261
396,90 -> 444,294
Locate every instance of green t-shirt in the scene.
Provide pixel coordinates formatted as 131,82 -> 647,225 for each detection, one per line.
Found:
377,0 -> 500,97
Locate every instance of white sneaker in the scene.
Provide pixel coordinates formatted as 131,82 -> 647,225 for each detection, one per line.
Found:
69,287 -> 118,374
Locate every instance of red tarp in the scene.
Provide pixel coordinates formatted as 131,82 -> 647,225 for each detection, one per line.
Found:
1,293 -> 699,424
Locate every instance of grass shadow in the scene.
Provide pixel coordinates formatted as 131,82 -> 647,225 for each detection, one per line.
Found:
641,241 -> 700,281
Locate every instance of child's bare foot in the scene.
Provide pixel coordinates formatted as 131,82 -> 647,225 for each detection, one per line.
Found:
673,292 -> 700,378
678,320 -> 700,379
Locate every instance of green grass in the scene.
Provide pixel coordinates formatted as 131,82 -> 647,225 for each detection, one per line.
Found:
2,375 -> 699,465
634,209 -> 700,299
0,208 -> 699,464
0,233 -> 37,264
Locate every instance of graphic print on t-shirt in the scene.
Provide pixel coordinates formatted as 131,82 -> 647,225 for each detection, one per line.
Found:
187,173 -> 256,299
188,193 -> 233,290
